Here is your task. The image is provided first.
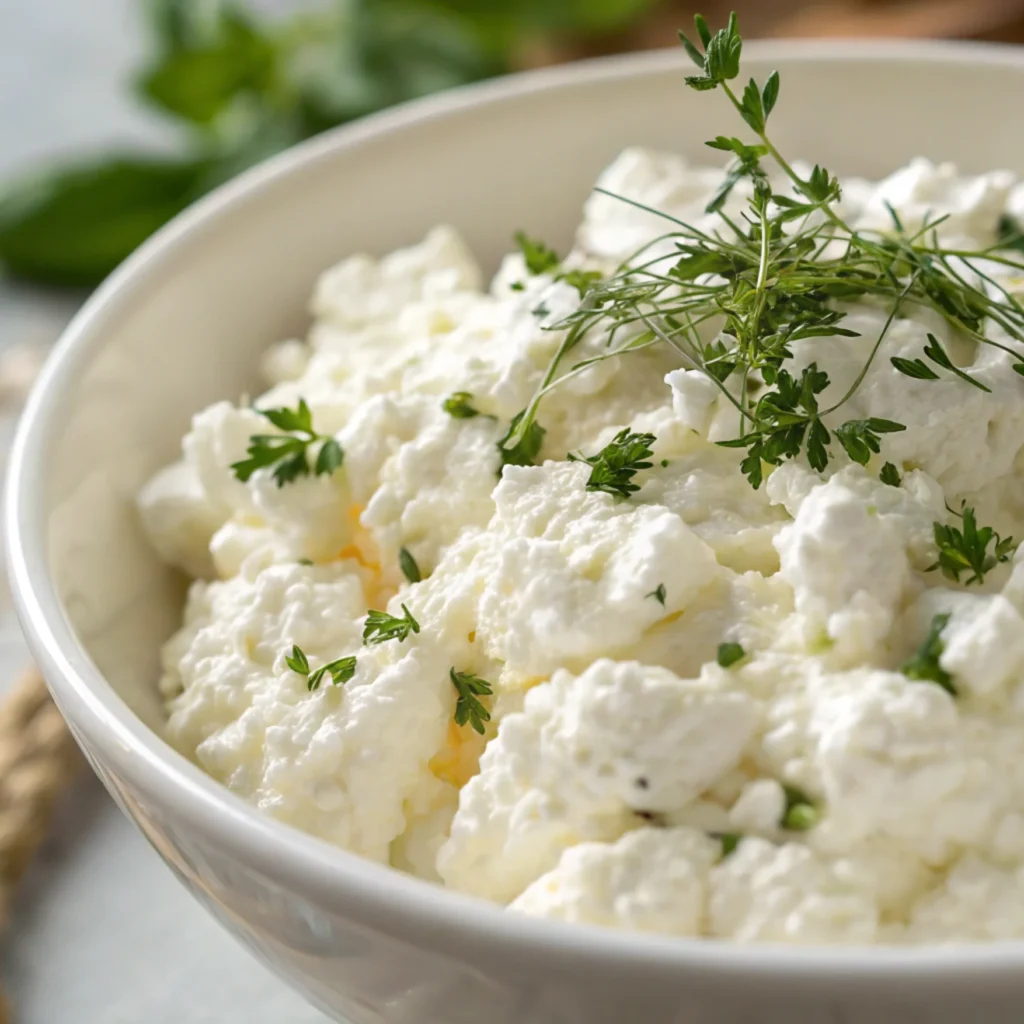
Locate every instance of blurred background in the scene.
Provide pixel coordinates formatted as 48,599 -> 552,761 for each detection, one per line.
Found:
2,1 -> 1024,1022
5,0 -> 1024,293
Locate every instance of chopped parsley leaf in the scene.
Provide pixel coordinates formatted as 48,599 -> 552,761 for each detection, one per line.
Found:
498,412 -> 546,473
450,668 -> 493,735
718,832 -> 742,858
781,785 -> 819,831
231,398 -> 343,487
443,391 -> 482,419
880,462 -> 902,487
569,428 -> 656,499
899,613 -> 956,696
716,642 -> 745,668
929,505 -> 1016,586
515,232 -> 560,276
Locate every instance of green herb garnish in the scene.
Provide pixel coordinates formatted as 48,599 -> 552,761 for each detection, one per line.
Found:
515,232 -> 560,275
363,604 -> 421,645
450,668 -> 494,735
498,412 -> 546,472
899,613 -> 956,696
568,428 -> 656,498
891,333 -> 991,393
285,644 -> 357,692
929,505 -> 1016,585
647,583 -> 667,607
399,547 -> 422,584
513,234 -> 603,297
716,642 -> 746,668
880,462 -> 902,487
717,832 -> 742,858
0,2 -> 655,286
559,268 -> 603,297
500,11 -> 1024,491
833,418 -> 907,467
443,391 -> 482,419
998,213 -> 1024,255
231,399 -> 343,487
781,785 -> 819,831
716,364 -> 834,487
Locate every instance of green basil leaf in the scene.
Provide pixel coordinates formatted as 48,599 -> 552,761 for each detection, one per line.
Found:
137,9 -> 276,125
143,0 -> 226,52
0,157 -> 210,286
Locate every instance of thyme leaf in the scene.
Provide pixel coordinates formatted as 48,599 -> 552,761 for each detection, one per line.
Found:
285,644 -> 357,692
363,604 -> 421,645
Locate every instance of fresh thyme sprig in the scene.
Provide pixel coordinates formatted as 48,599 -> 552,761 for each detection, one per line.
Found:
232,399 -> 343,487
363,604 -> 421,645
568,428 -> 656,498
899,613 -> 956,695
646,583 -> 667,606
928,505 -> 1016,585
450,668 -> 494,735
285,644 -> 357,691
498,12 -> 1024,493
891,333 -> 991,393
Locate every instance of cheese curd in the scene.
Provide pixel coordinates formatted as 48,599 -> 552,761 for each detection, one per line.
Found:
510,827 -> 720,935
141,148 -> 1024,946
437,658 -> 758,902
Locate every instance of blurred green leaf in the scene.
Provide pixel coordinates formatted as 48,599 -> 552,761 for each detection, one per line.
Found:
138,7 -> 277,125
431,0 -> 657,33
0,0 -> 659,288
143,0 -> 232,52
200,109 -> 309,188
293,0 -> 505,129
0,158 -> 211,286
353,1 -> 504,99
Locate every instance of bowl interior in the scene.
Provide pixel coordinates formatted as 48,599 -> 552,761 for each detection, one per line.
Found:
20,42 -> 1024,736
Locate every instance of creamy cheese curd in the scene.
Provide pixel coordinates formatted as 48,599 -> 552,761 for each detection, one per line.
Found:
141,150 -> 1024,945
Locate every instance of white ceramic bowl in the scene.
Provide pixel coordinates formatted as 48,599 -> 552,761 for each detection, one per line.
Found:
9,39 -> 1024,1024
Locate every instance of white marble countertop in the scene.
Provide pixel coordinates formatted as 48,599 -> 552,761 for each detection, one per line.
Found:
0,2 -> 326,1020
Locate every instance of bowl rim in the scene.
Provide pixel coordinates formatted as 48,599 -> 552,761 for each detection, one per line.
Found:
10,36 -> 1024,983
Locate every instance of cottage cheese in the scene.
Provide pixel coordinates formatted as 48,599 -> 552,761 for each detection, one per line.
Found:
141,149 -> 1024,946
